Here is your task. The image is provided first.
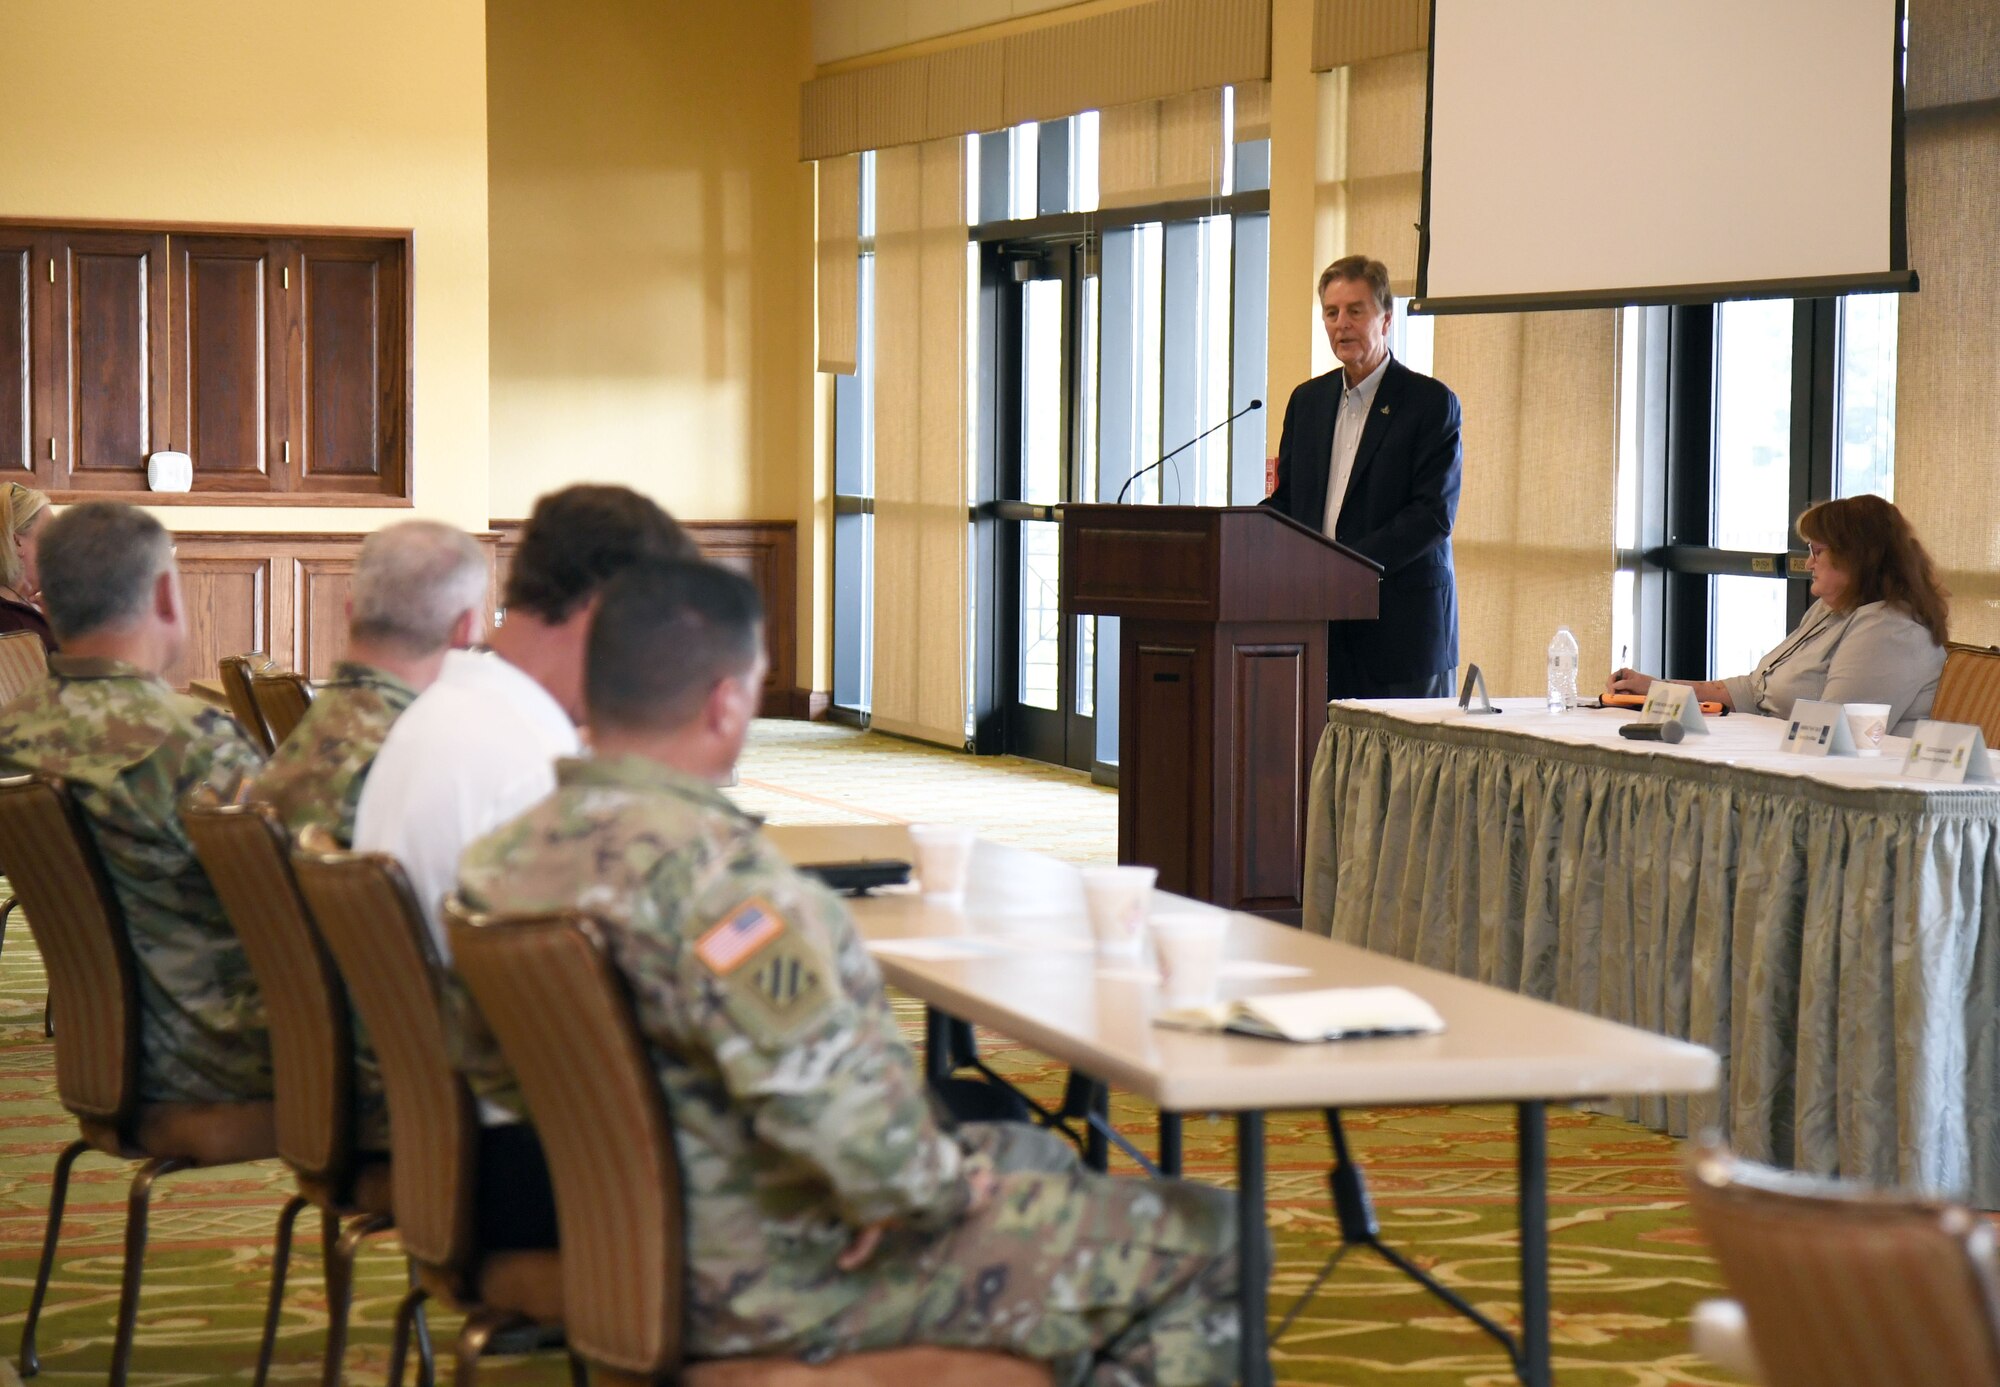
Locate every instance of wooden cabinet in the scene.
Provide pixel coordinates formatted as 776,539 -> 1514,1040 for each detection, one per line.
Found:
0,231 -> 34,478
2,219 -> 410,504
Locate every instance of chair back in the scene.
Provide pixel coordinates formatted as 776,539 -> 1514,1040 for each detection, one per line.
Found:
184,799 -> 354,1188
0,775 -> 139,1127
293,830 -> 476,1284
448,904 -> 684,1376
1684,1138 -> 2000,1386
1932,642 -> 2000,745
219,653 -> 276,753
0,629 -> 49,705
250,671 -> 315,747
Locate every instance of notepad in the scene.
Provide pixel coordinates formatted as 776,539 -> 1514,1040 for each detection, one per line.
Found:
1155,986 -> 1446,1043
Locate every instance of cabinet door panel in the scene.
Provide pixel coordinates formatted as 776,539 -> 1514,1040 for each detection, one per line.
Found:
0,238 -> 31,477
294,238 -> 405,494
177,238 -> 270,480
57,232 -> 169,483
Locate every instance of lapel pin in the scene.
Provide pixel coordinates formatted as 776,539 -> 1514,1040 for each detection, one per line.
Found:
1379,405 -> 1391,416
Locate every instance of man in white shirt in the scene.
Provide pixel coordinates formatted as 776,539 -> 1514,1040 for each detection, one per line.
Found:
352,483 -> 695,1251
355,484 -> 697,957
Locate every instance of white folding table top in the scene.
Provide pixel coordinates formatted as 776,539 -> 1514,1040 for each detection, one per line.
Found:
769,823 -> 1718,1114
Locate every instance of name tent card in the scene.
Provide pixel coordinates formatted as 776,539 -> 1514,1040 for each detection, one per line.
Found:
1640,682 -> 1709,735
1782,699 -> 1856,758
1458,663 -> 1500,716
1901,720 -> 1995,784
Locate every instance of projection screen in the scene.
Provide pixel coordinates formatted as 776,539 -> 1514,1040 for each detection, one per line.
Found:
1415,0 -> 1913,313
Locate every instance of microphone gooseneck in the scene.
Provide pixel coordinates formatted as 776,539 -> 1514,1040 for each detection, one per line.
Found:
1114,399 -> 1263,505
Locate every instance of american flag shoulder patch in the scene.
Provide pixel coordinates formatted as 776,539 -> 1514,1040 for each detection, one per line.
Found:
694,898 -> 787,976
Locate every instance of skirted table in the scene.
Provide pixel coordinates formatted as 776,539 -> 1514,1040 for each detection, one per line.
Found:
1304,697 -> 2000,1206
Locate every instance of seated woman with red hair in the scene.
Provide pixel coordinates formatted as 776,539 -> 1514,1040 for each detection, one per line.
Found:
1608,494 -> 1948,736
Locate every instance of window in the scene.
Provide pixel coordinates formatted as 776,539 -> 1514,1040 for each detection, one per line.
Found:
1618,292 -> 1902,684
830,154 -> 877,717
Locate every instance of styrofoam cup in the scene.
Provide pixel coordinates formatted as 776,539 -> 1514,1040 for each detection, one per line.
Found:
1843,702 -> 1892,756
1150,912 -> 1229,1008
908,824 -> 977,903
1081,865 -> 1157,958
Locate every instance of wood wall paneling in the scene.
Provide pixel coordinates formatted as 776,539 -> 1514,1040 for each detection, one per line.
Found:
168,555 -> 270,690
172,525 -> 809,718
293,557 -> 357,678
0,239 -> 29,475
490,518 -> 804,718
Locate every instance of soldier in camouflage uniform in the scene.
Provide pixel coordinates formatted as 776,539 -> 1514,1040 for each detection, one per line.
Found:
254,521 -> 487,844
0,503 -> 271,1102
457,561 -> 1238,1386
251,520 -> 487,1145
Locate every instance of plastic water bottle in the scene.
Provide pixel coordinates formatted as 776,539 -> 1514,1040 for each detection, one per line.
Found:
1546,627 -> 1579,713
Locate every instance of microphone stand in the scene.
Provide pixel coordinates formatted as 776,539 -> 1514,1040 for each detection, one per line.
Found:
1114,399 -> 1263,505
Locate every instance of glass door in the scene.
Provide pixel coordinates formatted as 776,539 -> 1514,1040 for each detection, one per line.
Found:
996,241 -> 1096,770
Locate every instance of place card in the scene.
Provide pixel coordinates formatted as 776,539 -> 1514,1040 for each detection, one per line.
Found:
1458,663 -> 1500,716
1901,720 -> 1995,784
1781,699 -> 1856,757
1641,681 -> 1709,735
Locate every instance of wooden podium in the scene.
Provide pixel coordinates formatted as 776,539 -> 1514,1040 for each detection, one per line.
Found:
1061,505 -> 1380,918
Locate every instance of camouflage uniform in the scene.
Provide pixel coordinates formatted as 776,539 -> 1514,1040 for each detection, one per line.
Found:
0,655 -> 271,1102
252,660 -> 415,847
457,757 -> 1239,1386
250,659 -> 415,1148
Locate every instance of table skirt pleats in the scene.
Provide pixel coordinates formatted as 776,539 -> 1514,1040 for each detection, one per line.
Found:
1306,705 -> 2000,1206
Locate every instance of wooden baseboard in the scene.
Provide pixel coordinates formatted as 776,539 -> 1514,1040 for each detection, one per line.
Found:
789,689 -> 832,721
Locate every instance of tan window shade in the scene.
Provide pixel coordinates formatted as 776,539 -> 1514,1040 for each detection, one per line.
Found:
1098,89 -> 1229,209
1311,0 -> 1429,72
800,0 -> 1271,161
870,137 -> 970,748
1439,309 -> 1620,697
1234,80 -> 1272,142
1893,103 -> 2000,644
1312,48 -> 1426,350
816,155 -> 860,376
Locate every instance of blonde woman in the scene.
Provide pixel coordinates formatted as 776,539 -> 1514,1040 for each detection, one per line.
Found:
0,483 -> 56,652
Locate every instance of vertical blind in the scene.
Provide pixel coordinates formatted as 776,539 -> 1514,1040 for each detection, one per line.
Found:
815,154 -> 859,375
800,0 -> 1270,160
1890,0 -> 2000,643
869,137 -> 970,747
1098,88 -> 1229,208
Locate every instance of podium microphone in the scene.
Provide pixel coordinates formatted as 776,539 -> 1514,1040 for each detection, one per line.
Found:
1115,399 -> 1262,504
1618,720 -> 1685,745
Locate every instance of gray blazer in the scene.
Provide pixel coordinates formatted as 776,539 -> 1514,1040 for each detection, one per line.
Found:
1721,599 -> 1944,736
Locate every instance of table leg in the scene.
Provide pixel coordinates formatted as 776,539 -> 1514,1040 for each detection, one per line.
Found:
1238,1111 -> 1272,1387
1086,1081 -> 1110,1172
1518,1101 -> 1550,1387
1159,1112 -> 1183,1176
924,1007 -> 952,1086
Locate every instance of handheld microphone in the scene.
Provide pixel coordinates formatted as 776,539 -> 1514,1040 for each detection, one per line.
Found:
1115,399 -> 1263,504
1618,721 -> 1685,745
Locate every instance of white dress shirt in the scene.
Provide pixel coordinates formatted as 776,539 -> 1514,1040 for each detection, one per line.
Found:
1323,354 -> 1391,537
352,648 -> 581,962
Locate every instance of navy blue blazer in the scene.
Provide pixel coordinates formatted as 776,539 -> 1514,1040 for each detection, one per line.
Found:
1263,357 -> 1463,692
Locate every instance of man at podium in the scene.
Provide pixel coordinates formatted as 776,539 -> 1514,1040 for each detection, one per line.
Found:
1263,255 -> 1464,699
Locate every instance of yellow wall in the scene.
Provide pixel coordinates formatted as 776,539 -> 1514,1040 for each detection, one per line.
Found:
485,0 -> 815,526
0,0 -> 491,535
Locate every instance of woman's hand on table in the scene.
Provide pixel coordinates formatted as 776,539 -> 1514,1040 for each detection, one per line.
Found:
1607,668 -> 1653,696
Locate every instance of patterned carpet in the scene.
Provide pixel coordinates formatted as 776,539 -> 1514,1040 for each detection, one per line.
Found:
0,720 -> 1741,1385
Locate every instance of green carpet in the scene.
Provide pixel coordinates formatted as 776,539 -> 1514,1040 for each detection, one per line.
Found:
0,721 -> 1742,1385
